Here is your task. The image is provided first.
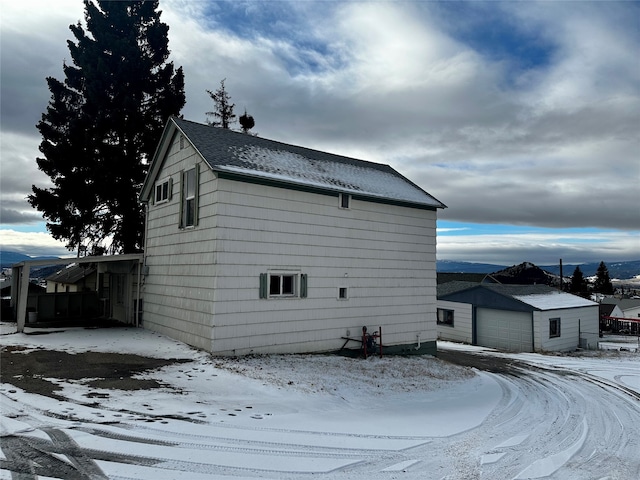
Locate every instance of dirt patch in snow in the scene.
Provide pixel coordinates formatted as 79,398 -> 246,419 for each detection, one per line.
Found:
212,354 -> 477,394
436,350 -> 528,375
0,346 -> 189,400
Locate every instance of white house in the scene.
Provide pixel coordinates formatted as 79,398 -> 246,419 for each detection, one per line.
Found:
437,283 -> 599,352
138,117 -> 445,356
601,297 -> 640,319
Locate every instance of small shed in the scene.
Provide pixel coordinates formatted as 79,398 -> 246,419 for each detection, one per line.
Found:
437,283 -> 599,352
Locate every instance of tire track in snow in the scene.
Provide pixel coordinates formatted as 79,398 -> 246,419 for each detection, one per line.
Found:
3,353 -> 640,479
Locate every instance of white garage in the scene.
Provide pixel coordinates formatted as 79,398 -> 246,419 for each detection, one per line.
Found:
476,308 -> 532,352
437,283 -> 599,353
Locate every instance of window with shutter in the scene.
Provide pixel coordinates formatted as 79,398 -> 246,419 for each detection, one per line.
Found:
260,272 -> 307,299
180,165 -> 199,228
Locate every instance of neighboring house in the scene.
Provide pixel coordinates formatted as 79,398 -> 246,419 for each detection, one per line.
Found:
599,303 -> 624,320
437,282 -> 599,352
601,297 -> 640,319
46,264 -> 97,293
139,117 -> 445,355
600,297 -> 640,334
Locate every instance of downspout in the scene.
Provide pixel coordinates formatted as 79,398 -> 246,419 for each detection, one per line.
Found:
137,202 -> 149,329
136,260 -> 141,328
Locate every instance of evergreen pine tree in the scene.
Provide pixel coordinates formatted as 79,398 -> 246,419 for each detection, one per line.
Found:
29,0 -> 185,254
593,261 -> 614,294
569,266 -> 589,297
206,79 -> 236,129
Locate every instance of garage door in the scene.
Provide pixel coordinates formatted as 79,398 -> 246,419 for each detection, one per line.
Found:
476,308 -> 532,352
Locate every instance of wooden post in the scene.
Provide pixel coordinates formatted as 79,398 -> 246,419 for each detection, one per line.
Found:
15,264 -> 30,333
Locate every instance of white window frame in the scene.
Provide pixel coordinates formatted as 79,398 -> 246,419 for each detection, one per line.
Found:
549,317 -> 561,338
338,286 -> 349,300
339,193 -> 351,209
269,272 -> 299,298
180,166 -> 199,229
154,177 -> 171,204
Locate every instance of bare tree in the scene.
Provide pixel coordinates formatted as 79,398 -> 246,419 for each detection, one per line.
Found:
206,79 -> 236,128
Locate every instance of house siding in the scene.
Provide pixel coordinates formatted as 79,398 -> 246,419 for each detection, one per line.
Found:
210,177 -> 437,355
535,306 -> 599,352
436,300 -> 473,344
142,133 -> 219,351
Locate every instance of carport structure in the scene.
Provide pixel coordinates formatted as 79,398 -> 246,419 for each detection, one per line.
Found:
437,283 -> 599,352
11,254 -> 143,332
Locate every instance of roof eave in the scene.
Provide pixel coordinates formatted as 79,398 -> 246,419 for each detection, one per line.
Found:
215,168 -> 445,211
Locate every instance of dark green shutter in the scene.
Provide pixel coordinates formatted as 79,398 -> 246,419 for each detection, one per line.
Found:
259,273 -> 267,298
300,274 -> 308,298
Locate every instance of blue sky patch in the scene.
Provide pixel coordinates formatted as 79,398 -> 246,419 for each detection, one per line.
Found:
200,1 -> 341,76
430,2 -> 555,81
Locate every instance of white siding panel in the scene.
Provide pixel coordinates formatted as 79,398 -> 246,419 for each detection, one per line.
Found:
209,178 -> 436,355
142,134 -> 218,349
437,300 -> 473,344
535,306 -> 599,352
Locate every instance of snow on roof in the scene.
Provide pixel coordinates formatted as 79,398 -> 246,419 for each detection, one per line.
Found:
172,117 -> 445,209
513,292 -> 598,310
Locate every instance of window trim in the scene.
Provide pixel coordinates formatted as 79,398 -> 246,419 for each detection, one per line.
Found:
338,286 -> 348,300
270,273 -> 297,297
549,317 -> 561,338
154,177 -> 172,205
437,308 -> 455,327
260,272 -> 307,299
180,165 -> 199,229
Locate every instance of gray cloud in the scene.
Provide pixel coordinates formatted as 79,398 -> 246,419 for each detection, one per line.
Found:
1,0 -> 638,262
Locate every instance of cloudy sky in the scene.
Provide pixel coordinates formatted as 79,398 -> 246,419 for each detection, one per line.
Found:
1,0 -> 638,266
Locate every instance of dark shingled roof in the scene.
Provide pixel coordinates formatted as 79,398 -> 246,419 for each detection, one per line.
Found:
142,117 -> 445,209
46,264 -> 96,284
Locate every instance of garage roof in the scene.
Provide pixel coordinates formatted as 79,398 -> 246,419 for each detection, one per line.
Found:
439,283 -> 597,311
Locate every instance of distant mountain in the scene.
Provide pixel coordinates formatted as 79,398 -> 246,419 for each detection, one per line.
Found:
540,261 -> 640,280
489,262 -> 558,286
436,260 -> 505,274
438,259 -> 640,281
0,251 -> 61,269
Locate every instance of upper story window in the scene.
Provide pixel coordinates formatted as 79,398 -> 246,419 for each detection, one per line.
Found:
180,166 -> 199,228
154,177 -> 172,204
339,193 -> 351,209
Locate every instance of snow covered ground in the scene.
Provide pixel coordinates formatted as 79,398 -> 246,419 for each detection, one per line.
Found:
1,323 -> 639,479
